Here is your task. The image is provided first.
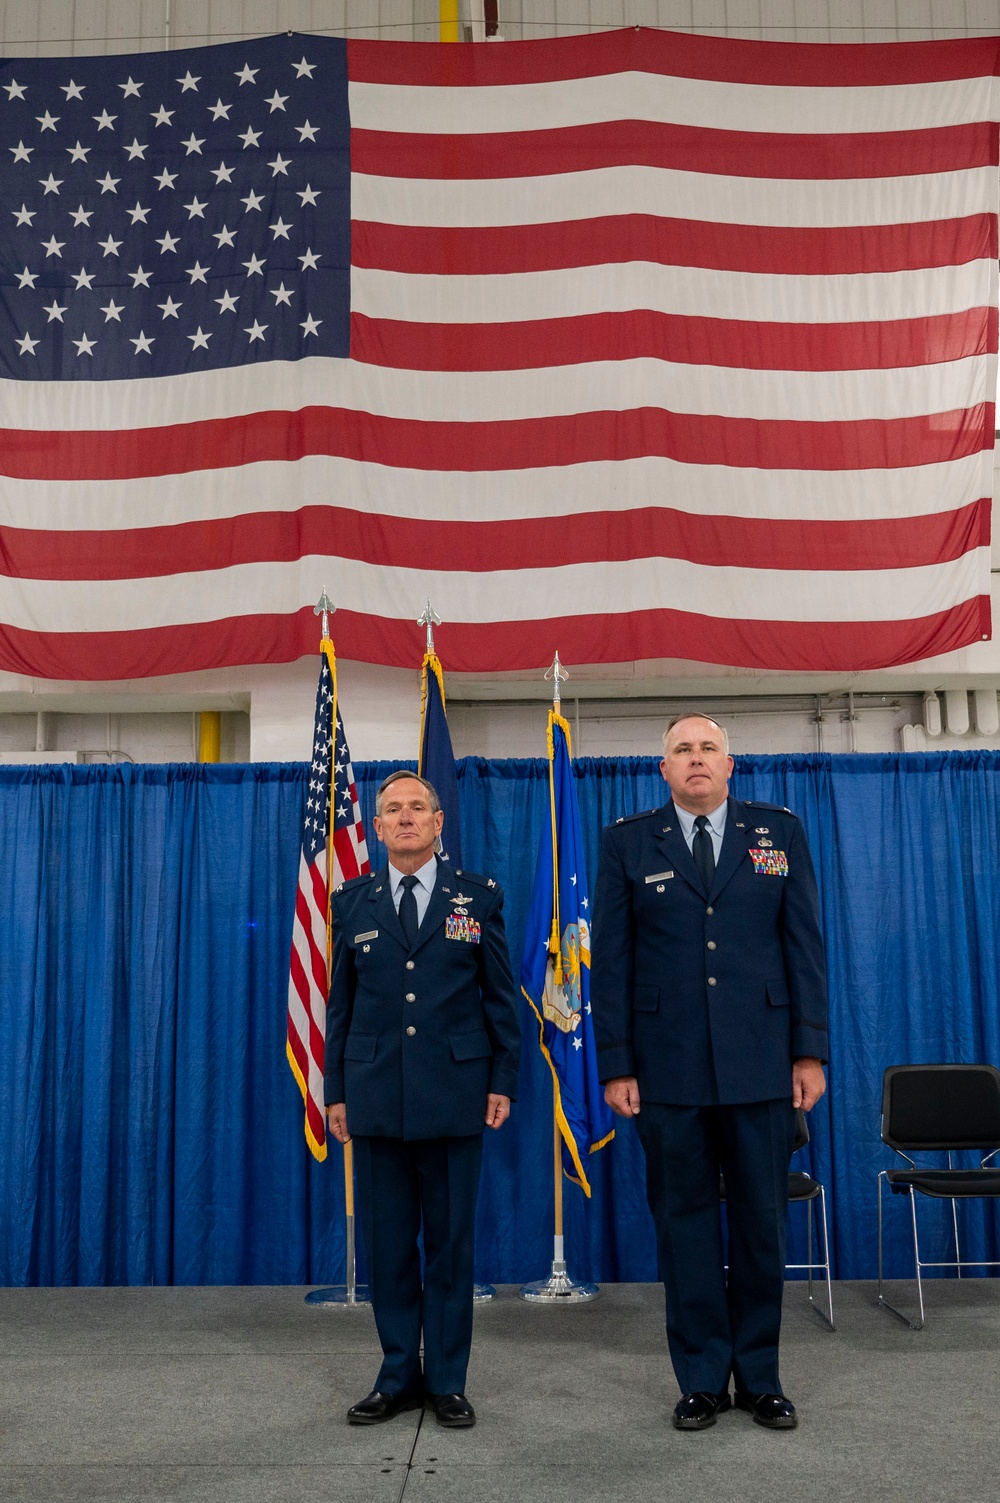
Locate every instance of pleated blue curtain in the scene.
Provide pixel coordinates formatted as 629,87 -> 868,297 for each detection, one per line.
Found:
1,753 -> 998,1287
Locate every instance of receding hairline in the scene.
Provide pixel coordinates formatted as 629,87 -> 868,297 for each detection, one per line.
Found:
375,770 -> 442,816
662,713 -> 730,756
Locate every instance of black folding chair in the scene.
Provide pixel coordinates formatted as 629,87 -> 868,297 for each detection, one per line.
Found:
878,1064 -> 1000,1329
721,1108 -> 835,1330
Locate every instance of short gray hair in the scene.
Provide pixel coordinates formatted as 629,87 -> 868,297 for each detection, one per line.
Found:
662,713 -> 730,756
375,770 -> 442,816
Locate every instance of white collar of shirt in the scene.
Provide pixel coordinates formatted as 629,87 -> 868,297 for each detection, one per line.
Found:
388,853 -> 438,901
674,800 -> 728,844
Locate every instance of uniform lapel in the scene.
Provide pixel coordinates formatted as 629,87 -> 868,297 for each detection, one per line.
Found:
368,865 -> 408,949
708,797 -> 755,902
652,802 -> 706,897
409,857 -> 454,957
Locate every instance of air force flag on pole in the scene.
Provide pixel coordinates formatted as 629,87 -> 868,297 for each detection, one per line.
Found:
522,711 -> 614,1196
417,644 -> 462,870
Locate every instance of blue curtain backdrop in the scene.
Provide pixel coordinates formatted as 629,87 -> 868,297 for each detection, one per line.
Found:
1,753 -> 998,1287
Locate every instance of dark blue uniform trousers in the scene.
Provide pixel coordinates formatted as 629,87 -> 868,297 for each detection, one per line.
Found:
353,1133 -> 483,1397
635,1099 -> 797,1396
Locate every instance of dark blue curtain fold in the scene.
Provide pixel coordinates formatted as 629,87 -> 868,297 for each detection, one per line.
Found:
1,753 -> 998,1287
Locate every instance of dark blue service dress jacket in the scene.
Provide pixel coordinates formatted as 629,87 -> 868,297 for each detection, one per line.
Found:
324,860 -> 521,1139
591,798 -> 828,1106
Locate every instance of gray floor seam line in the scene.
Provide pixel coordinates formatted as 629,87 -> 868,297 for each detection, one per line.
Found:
397,1407 -> 425,1503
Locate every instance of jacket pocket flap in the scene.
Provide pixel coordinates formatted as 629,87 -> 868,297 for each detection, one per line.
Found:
766,978 -> 790,1007
344,1032 -> 378,1062
450,1031 -> 493,1062
633,986 -> 660,1013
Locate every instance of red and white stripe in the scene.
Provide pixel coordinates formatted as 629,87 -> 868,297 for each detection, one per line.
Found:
286,697 -> 369,1161
2,27 -> 998,679
287,843 -> 334,1159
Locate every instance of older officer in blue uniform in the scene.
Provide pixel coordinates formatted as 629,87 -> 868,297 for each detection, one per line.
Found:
591,714 -> 827,1432
325,770 -> 520,1430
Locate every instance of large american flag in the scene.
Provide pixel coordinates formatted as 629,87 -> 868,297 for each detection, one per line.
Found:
1,28 -> 997,678
286,643 -> 368,1161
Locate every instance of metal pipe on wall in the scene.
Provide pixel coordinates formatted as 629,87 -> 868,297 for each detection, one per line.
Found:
198,711 -> 221,763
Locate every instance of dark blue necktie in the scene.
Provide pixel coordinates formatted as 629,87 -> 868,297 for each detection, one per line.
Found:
693,815 -> 716,892
398,874 -> 419,947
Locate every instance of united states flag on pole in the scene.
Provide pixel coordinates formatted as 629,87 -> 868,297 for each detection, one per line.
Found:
1,28 -> 997,679
286,641 -> 368,1161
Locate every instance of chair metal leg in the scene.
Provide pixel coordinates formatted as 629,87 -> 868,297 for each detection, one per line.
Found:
806,1186 -> 835,1330
942,1151 -> 960,1281
877,1171 -> 925,1330
950,1196 -> 962,1280
910,1189 -> 926,1329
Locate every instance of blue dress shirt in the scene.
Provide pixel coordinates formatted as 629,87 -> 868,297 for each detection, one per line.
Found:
674,800 -> 727,865
388,854 -> 437,927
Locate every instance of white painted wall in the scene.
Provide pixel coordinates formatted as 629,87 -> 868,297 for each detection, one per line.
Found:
3,0 -> 1000,55
2,0 -> 999,761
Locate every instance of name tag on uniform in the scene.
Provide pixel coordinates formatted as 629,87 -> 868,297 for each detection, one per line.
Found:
644,871 -> 674,883
445,914 -> 482,944
749,849 -> 788,877
354,930 -> 378,943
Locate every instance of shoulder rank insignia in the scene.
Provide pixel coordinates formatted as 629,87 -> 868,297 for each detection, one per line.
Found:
614,808 -> 655,826
453,869 -> 497,891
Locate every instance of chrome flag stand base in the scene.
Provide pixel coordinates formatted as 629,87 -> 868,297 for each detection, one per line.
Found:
473,1283 -> 497,1302
305,1284 -> 371,1306
520,1256 -> 598,1304
304,1209 -> 371,1307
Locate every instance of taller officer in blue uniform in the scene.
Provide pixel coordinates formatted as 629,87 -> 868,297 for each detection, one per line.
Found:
325,770 -> 520,1430
591,714 -> 827,1432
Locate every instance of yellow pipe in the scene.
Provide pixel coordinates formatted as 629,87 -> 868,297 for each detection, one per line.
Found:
553,1085 -> 564,1237
440,0 -> 460,42
198,710 -> 221,763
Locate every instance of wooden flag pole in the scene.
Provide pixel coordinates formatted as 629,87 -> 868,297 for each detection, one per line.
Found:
553,1082 -> 565,1265
343,1139 -> 357,1303
304,592 -> 370,1309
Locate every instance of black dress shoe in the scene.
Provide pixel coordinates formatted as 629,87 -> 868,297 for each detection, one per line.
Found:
427,1392 -> 476,1428
734,1391 -> 798,1429
347,1389 -> 424,1425
672,1391 -> 731,1430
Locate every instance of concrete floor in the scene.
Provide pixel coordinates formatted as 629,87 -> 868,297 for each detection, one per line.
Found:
0,1280 -> 997,1502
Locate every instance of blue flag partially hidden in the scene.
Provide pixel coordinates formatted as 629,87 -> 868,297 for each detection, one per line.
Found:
521,711 -> 614,1195
418,652 -> 463,870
